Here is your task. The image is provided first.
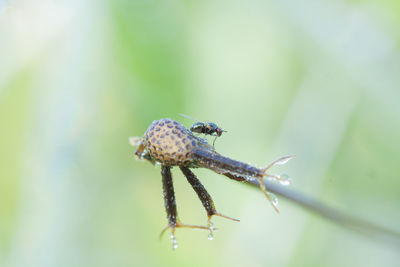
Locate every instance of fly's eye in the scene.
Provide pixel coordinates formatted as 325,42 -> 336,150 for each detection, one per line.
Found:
217,128 -> 223,136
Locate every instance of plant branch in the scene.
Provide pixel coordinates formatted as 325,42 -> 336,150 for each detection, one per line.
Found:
246,179 -> 400,248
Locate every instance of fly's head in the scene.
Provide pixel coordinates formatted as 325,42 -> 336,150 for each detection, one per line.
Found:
205,122 -> 226,137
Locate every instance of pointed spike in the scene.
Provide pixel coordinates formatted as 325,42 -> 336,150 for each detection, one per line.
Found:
274,155 -> 295,166
129,136 -> 143,146
258,177 -> 280,213
262,155 -> 295,172
213,212 -> 240,222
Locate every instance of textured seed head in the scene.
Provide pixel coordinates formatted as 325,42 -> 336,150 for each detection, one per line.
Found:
143,119 -> 211,166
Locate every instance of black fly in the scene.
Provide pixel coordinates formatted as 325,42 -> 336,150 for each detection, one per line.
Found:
179,114 -> 227,147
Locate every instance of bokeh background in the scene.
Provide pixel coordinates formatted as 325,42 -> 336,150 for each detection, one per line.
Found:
1,0 -> 400,266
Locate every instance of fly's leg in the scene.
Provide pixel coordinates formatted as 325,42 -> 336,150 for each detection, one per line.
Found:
160,166 -> 211,249
179,166 -> 239,239
212,135 -> 218,148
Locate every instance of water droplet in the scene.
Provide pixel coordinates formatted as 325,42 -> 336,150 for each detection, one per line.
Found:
278,173 -> 291,186
279,173 -> 289,179
274,156 -> 294,166
279,180 -> 291,186
208,232 -> 214,240
208,222 -> 215,240
268,192 -> 279,207
170,233 -> 178,250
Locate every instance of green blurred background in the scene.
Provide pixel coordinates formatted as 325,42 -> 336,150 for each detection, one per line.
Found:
1,0 -> 400,266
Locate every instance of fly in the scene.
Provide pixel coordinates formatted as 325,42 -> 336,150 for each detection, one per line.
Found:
179,113 -> 226,147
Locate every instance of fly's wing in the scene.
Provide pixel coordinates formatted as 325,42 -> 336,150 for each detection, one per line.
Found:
179,113 -> 200,122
